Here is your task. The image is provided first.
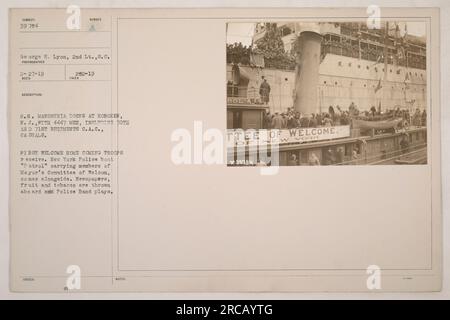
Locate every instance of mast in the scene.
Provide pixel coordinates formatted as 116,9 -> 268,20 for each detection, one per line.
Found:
384,21 -> 389,80
380,21 -> 389,112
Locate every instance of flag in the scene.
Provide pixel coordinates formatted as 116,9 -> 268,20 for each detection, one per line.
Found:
375,79 -> 382,93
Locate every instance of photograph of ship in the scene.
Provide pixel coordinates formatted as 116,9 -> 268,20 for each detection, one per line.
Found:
226,21 -> 428,166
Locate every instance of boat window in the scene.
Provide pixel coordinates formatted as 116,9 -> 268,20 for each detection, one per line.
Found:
355,143 -> 361,154
279,152 -> 288,166
345,144 -> 353,156
300,151 -> 308,164
287,151 -> 300,166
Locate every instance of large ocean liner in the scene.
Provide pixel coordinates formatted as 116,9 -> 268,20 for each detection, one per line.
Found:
226,22 -> 427,166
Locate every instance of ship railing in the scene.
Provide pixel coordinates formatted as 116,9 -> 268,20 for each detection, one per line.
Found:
336,141 -> 427,166
368,146 -> 427,165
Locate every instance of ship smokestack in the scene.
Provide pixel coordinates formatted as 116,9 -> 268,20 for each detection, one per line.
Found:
293,31 -> 322,115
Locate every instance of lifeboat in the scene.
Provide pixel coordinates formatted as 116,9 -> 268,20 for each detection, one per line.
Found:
352,117 -> 404,130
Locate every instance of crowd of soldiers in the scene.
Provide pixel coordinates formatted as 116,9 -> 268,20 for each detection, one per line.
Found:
263,106 -> 351,130
321,36 -> 426,69
357,106 -> 427,127
263,102 -> 426,130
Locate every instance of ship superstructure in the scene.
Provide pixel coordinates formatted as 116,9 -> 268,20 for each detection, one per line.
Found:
227,22 -> 426,115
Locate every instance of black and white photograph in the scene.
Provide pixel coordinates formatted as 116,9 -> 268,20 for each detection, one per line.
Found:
227,21 -> 428,166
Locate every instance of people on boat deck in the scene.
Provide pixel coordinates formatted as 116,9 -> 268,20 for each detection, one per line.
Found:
308,152 -> 321,166
352,149 -> 359,161
328,105 -> 335,119
287,146 -> 358,166
270,112 -> 284,129
288,154 -> 298,166
421,110 -> 427,126
259,76 -> 271,105
336,148 -> 345,164
370,105 -> 377,117
261,103 -> 425,130
323,149 -> 335,165
412,108 -> 426,127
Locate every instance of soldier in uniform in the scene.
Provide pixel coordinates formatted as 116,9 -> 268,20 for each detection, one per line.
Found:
259,76 -> 271,104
